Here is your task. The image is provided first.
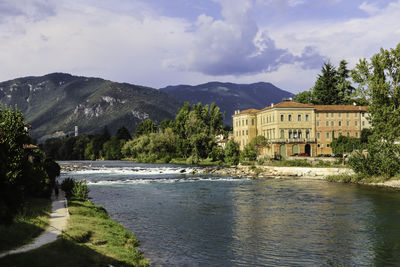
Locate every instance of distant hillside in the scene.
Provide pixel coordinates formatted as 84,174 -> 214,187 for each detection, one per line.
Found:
0,73 -> 182,142
160,82 -> 294,125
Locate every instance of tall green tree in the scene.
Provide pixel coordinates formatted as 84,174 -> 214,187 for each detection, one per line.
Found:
135,119 -> 157,137
312,62 -> 339,104
349,43 -> 400,178
294,90 -> 313,104
336,60 -> 355,104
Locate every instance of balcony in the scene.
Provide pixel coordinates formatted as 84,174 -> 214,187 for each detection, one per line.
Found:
270,138 -> 316,144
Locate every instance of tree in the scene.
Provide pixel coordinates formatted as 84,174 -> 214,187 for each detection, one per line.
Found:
349,43 -> 400,178
224,140 -> 240,165
116,126 -> 131,141
294,90 -> 313,104
336,60 -> 355,104
312,62 -> 339,104
135,119 -> 157,137
249,136 -> 269,157
352,43 -> 400,143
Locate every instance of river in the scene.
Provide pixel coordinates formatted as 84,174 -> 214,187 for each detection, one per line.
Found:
60,161 -> 400,266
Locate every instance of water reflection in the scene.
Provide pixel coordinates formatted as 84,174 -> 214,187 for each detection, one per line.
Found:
62,162 -> 400,266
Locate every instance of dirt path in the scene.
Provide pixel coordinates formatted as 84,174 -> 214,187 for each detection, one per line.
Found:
0,191 -> 69,258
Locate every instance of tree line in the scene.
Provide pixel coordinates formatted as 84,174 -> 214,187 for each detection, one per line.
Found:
296,44 -> 400,179
0,107 -> 60,223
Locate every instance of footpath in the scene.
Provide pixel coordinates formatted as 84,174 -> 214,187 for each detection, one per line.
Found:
0,191 -> 70,258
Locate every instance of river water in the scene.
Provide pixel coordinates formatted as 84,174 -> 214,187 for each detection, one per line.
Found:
60,161 -> 400,266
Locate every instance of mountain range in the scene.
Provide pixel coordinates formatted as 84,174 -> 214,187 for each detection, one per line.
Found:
0,73 -> 181,142
160,82 -> 294,125
0,73 -> 294,141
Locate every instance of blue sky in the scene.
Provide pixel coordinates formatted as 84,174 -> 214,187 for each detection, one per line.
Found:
0,0 -> 399,93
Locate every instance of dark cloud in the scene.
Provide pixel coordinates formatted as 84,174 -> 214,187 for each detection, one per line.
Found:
182,0 -> 326,77
0,0 -> 56,22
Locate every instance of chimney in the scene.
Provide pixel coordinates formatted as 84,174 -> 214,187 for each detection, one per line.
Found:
271,103 -> 274,107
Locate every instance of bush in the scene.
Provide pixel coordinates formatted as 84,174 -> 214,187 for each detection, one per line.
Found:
61,178 -> 75,199
71,180 -> 89,201
61,178 -> 89,200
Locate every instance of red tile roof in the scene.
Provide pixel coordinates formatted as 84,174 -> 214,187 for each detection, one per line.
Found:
314,105 -> 368,112
239,109 -> 259,114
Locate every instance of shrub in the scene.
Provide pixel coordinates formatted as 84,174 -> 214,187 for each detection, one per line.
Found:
61,178 -> 75,199
71,180 -> 89,201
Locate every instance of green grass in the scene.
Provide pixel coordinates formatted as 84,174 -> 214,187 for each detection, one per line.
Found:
325,173 -> 395,184
0,197 -> 51,252
0,199 -> 148,267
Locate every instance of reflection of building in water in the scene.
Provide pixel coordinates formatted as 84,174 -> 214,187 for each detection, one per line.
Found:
230,180 -> 376,265
232,99 -> 369,157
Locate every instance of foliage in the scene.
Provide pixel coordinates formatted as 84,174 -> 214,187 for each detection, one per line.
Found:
101,136 -> 124,160
60,178 -> 75,199
348,142 -> 400,178
115,126 -> 131,141
61,178 -> 89,200
352,43 -> 400,143
330,135 -> 362,154
0,106 -> 60,223
0,199 -> 149,267
135,119 -> 157,137
349,43 -> 400,178
71,180 -> 89,201
224,140 -> 240,165
295,60 -> 355,105
294,90 -> 313,104
240,144 -> 257,162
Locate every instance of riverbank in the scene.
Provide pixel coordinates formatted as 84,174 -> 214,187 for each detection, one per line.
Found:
0,197 -> 148,266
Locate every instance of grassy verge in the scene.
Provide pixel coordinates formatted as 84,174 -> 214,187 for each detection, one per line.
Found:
0,199 -> 148,267
0,197 -> 51,252
325,173 -> 400,184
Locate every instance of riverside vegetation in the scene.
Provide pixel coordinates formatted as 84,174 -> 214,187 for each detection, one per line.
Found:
0,107 -> 147,266
0,177 -> 148,266
40,43 -> 400,182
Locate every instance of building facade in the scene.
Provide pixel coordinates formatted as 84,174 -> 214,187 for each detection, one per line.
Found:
232,100 -> 368,157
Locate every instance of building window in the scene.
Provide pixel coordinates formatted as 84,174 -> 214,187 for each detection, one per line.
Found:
306,130 -> 310,139
362,121 -> 365,126
246,119 -> 248,126
362,113 -> 365,117
355,121 -> 358,126
281,114 -> 284,121
242,120 -> 244,126
331,113 -> 334,117
339,132 -> 342,136
326,113 -> 329,118
339,121 -> 342,126
252,119 -> 255,125
306,114 -> 309,121
356,132 -> 359,138
347,121 -> 350,126
339,113 -> 341,118
280,130 -> 285,139
331,121 -> 334,126
299,130 -> 302,138
298,114 -> 301,121
288,114 -> 292,121
242,130 -> 244,136
317,132 -> 320,139
326,121 -> 329,126
317,121 -> 320,126
289,130 -> 293,139
347,132 -> 350,137
326,132 -> 330,139
327,144 -> 330,147
317,113 -> 319,118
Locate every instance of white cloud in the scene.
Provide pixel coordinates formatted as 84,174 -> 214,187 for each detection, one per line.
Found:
359,1 -> 380,15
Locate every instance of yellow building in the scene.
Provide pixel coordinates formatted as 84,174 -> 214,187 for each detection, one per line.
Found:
232,100 -> 369,157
